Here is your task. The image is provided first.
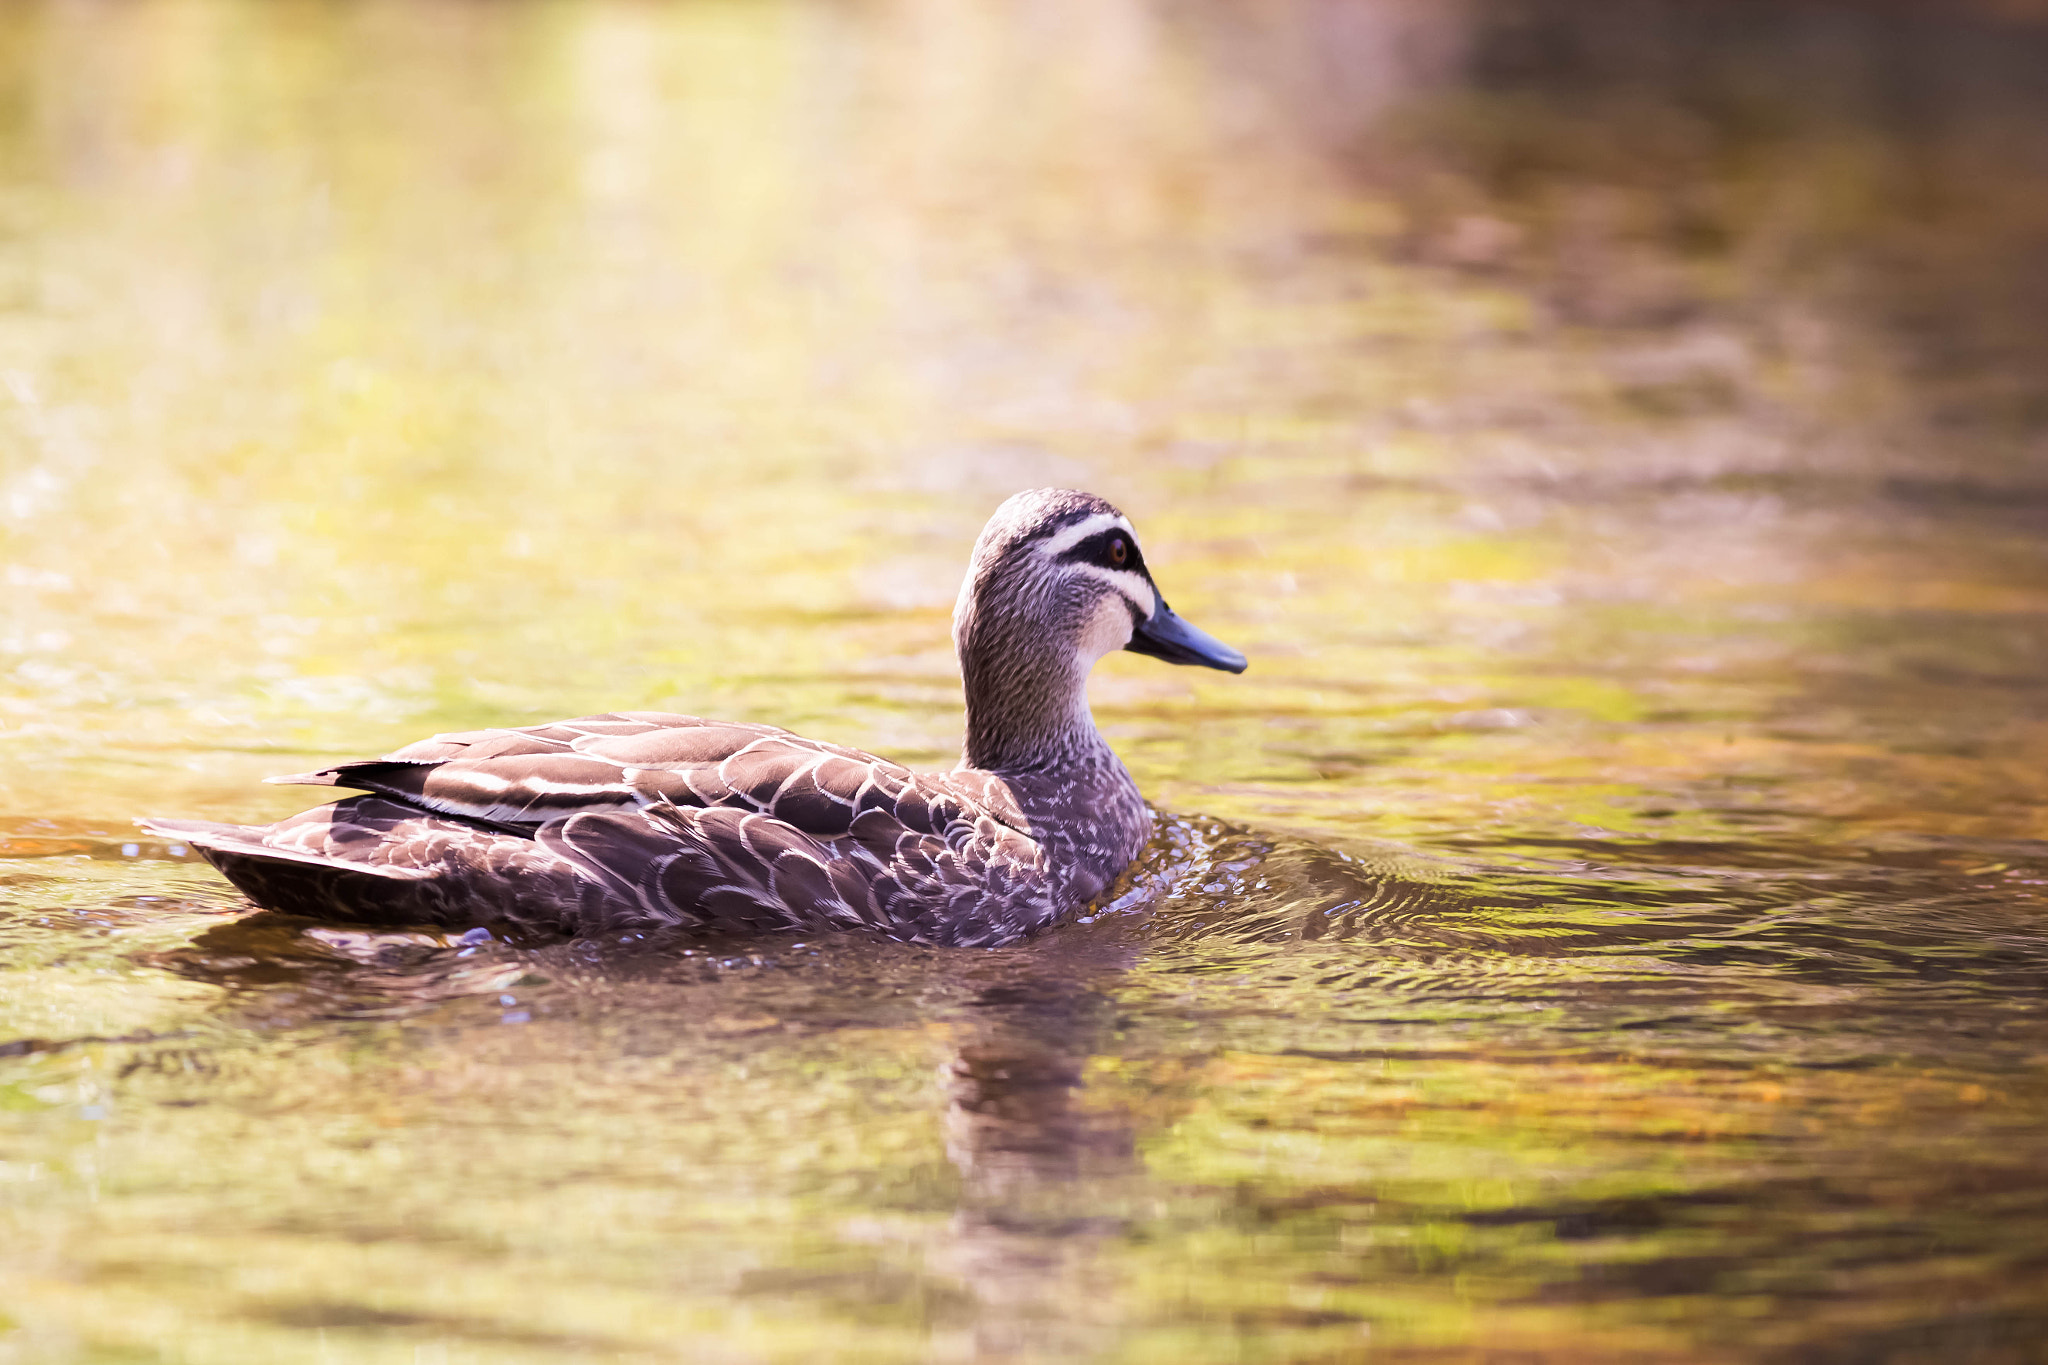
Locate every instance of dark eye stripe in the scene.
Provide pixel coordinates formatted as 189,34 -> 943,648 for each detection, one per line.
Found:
1055,529 -> 1147,573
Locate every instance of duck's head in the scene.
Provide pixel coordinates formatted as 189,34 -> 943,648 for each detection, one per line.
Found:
953,489 -> 1246,772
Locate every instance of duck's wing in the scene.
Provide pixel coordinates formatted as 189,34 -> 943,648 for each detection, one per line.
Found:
267,710 -> 935,835
238,713 -> 1057,942
155,774 -> 1053,944
539,779 -> 1054,945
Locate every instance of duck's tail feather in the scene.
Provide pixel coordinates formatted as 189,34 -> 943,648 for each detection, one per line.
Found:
264,758 -> 441,788
139,818 -> 433,879
137,815 -> 454,926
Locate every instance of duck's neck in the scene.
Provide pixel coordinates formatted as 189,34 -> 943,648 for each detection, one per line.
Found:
957,622 -> 1099,774
961,671 -> 1101,773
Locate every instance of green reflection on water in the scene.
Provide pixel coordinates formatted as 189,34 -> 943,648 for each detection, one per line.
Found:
4,1 -> 2048,1361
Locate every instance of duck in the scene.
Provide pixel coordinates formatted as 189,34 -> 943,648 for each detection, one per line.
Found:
141,489 -> 1246,947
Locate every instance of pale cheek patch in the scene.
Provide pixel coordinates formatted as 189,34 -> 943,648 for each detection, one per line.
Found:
1075,593 -> 1135,665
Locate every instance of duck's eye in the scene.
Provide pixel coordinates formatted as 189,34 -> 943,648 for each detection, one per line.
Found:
1109,537 -> 1129,567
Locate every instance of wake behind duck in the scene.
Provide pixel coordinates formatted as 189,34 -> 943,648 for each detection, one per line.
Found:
143,490 -> 1246,947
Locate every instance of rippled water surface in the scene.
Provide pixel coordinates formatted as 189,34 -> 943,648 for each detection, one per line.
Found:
5,2 -> 2048,1361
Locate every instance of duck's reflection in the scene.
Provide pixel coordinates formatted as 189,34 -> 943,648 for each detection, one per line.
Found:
946,1039 -> 1126,1196
928,940 -> 1143,1358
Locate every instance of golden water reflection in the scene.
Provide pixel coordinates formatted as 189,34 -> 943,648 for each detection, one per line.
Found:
4,1 -> 2048,1361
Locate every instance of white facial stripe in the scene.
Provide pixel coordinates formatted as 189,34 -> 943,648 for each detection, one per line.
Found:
1034,512 -> 1134,559
1069,563 -> 1155,617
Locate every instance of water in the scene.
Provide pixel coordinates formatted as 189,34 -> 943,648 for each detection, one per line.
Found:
4,2 -> 2048,1360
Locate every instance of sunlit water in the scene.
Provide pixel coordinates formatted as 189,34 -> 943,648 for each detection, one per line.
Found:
4,2 -> 2048,1361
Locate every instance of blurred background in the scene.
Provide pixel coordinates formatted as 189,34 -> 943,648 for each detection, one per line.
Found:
3,2 -> 2048,1362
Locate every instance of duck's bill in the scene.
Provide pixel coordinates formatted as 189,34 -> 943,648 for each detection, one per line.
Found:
1126,600 -> 1248,673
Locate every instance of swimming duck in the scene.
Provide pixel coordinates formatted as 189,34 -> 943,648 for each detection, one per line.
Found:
142,489 -> 1245,947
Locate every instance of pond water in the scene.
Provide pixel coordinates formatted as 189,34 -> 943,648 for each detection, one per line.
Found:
4,2 -> 2048,1361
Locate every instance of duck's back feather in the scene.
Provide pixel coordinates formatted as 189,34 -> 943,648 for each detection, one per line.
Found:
264,712 -> 997,839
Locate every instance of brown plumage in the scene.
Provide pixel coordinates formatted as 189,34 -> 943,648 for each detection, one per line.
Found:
142,490 -> 1246,946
